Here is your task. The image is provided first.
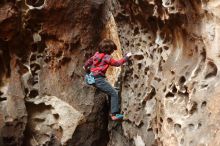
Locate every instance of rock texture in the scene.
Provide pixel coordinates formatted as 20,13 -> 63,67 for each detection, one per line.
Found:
109,0 -> 220,146
1,0 -> 220,146
0,0 -> 114,146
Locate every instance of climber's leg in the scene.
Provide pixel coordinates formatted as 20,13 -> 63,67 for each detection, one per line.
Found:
94,76 -> 119,114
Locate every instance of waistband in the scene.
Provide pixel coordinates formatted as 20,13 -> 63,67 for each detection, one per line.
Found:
94,75 -> 106,78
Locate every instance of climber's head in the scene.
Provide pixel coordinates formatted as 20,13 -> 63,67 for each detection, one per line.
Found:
98,39 -> 117,55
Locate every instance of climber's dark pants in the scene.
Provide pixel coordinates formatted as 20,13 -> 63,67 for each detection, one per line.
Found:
94,76 -> 119,114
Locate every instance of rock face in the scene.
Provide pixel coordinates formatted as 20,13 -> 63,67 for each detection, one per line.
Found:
0,0 -> 112,146
109,0 -> 220,146
1,0 -> 220,146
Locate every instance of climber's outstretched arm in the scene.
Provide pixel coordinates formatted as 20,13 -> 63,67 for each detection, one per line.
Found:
108,52 -> 132,67
108,58 -> 127,67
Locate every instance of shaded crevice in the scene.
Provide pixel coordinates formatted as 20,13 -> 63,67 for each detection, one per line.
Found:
0,40 -> 11,84
26,0 -> 45,7
68,92 -> 109,146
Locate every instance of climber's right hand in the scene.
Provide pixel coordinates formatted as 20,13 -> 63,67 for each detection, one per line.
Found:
125,52 -> 132,60
126,52 -> 132,57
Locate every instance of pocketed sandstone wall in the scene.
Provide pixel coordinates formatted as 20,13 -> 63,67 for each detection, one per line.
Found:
1,0 -> 220,146
109,0 -> 220,146
0,0 -> 118,146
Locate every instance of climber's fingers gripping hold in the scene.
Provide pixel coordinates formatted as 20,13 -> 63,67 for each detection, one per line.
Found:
125,52 -> 132,60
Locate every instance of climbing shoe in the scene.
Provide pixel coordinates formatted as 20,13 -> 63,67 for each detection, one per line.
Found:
111,114 -> 124,121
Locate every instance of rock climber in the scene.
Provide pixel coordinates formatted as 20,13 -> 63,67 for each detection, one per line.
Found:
83,39 -> 132,120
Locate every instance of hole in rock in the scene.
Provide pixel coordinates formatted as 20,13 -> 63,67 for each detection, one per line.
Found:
53,113 -> 59,119
0,96 -> 7,102
134,84 -> 138,88
201,84 -> 208,88
198,123 -> 202,129
158,47 -> 163,54
29,89 -> 39,98
147,128 -> 153,131
26,0 -> 45,7
134,74 -> 139,79
32,76 -> 39,85
177,90 -> 189,97
167,118 -> 173,124
200,48 -> 206,62
165,92 -> 174,98
188,123 -> 194,131
37,54 -> 43,59
170,7 -> 175,11
204,61 -> 217,79
160,117 -> 163,123
179,76 -> 186,85
126,68 -> 133,75
138,63 -> 142,70
134,27 -> 139,36
24,88 -> 29,95
137,122 -> 144,128
158,60 -> 163,72
136,43 -> 141,46
128,60 -> 133,66
171,70 -> 175,74
189,101 -> 198,114
124,84 -> 129,88
174,123 -> 181,132
144,67 -> 149,75
171,85 -> 177,93
149,43 -> 153,47
30,54 -> 37,62
147,86 -> 156,100
201,101 -> 207,109
163,86 -> 166,92
0,91 -> 3,96
154,77 -> 161,82
164,46 -> 169,50
34,118 -> 45,122
30,63 -> 41,73
134,54 -> 144,60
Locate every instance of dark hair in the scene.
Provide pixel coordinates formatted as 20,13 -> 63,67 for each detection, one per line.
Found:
98,39 -> 117,54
